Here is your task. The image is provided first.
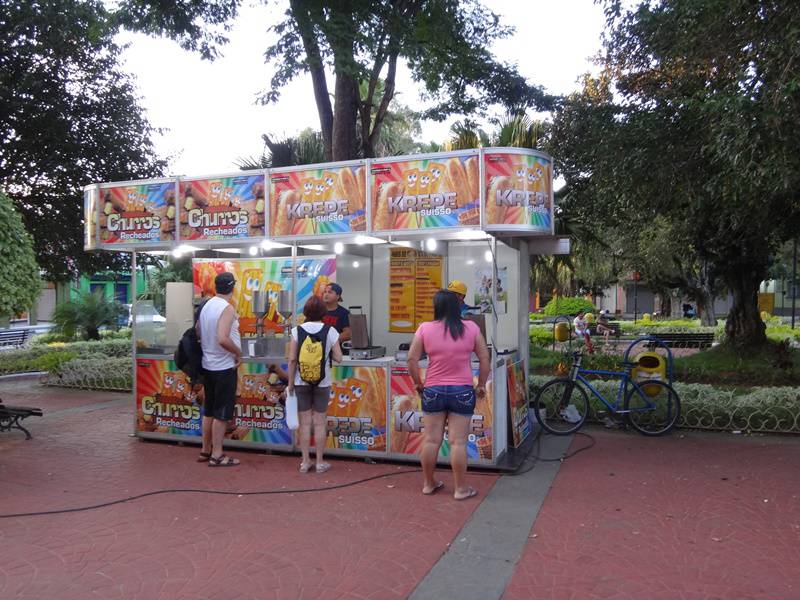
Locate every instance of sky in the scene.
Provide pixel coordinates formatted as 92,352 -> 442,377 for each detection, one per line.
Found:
116,0 -> 607,177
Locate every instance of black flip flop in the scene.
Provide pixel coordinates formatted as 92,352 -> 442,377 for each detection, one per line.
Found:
208,454 -> 240,467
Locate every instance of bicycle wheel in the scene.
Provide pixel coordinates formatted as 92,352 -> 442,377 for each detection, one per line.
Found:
534,378 -> 589,435
624,380 -> 681,435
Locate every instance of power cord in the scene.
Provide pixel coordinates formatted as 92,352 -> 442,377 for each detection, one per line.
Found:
0,430 -> 596,519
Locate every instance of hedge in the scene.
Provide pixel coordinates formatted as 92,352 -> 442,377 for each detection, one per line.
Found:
528,375 -> 800,434
542,297 -> 596,317
0,339 -> 131,375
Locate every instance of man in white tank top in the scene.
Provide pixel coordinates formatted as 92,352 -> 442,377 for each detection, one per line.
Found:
196,272 -> 242,467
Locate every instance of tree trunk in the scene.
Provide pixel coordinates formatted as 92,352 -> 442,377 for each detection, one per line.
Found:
289,0 -> 334,160
332,73 -> 360,160
724,269 -> 767,347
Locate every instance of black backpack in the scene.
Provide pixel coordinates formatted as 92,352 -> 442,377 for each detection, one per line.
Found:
174,299 -> 210,384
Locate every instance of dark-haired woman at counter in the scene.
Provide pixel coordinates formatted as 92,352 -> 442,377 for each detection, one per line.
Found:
407,290 -> 490,500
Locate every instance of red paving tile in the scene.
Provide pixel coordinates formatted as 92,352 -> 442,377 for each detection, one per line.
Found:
504,428 -> 800,600
0,381 -> 496,600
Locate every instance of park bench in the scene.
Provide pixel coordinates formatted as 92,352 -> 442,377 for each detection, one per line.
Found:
0,328 -> 30,349
589,321 -> 621,340
650,332 -> 715,349
0,399 -> 43,440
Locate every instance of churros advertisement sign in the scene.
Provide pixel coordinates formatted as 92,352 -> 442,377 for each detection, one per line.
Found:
136,359 -> 293,446
483,151 -> 553,232
136,359 -> 202,436
322,366 -> 388,453
192,257 -> 336,336
99,181 -> 176,245
179,174 -> 265,241
389,366 -> 494,461
507,360 -> 531,448
269,163 -> 367,237
370,152 -> 481,232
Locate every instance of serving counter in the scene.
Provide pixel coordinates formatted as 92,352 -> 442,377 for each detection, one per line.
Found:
134,352 -> 513,465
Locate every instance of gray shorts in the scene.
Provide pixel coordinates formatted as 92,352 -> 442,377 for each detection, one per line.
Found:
295,385 -> 330,413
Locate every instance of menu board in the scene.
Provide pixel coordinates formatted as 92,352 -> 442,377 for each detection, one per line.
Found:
192,257 -> 336,336
99,181 -> 176,245
371,152 -> 480,232
388,248 -> 443,332
389,366 -> 494,460
322,365 -> 388,453
136,358 -> 292,446
414,254 -> 443,325
483,150 -> 553,232
179,174 -> 265,241
269,163 -> 367,237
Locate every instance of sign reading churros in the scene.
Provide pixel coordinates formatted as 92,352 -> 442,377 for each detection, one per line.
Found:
507,360 -> 531,447
483,151 -> 553,232
99,181 -> 176,245
269,163 -> 367,237
370,152 -> 480,231
136,359 -> 202,436
179,174 -> 265,241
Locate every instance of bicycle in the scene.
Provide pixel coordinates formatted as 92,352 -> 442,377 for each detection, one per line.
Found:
533,350 -> 681,436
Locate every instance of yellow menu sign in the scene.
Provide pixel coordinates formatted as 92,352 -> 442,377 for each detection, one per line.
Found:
389,248 -> 443,332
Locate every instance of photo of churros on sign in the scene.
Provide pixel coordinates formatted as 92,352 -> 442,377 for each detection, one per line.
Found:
370,153 -> 481,231
99,181 -> 175,244
179,174 -> 265,241
269,163 -> 367,237
483,151 -> 553,232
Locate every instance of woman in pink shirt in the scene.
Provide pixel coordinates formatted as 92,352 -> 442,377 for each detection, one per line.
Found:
408,290 -> 490,500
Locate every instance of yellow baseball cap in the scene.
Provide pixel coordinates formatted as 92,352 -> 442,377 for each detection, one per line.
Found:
447,280 -> 467,296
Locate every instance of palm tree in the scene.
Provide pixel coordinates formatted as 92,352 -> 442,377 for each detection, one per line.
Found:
52,290 -> 124,341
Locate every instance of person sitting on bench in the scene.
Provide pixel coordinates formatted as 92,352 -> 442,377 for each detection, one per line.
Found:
573,310 -> 594,354
595,309 -> 614,341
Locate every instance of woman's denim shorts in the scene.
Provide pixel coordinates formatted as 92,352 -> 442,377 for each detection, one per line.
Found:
422,385 -> 476,416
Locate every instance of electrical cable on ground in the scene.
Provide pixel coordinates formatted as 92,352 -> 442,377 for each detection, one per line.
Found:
0,430 -> 596,519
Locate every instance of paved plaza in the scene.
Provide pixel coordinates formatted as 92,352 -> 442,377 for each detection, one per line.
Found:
1,377 -> 798,599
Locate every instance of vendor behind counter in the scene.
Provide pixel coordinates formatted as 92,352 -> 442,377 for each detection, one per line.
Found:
322,283 -> 351,342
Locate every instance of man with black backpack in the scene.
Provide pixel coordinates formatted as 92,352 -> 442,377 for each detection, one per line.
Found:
287,295 -> 343,474
196,272 -> 243,467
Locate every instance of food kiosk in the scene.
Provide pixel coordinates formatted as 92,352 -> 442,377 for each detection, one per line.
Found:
84,148 -> 565,467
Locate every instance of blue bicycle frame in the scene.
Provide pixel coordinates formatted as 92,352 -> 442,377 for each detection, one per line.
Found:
572,366 -> 658,415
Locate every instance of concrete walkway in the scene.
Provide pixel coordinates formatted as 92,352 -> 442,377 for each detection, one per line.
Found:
1,378 -> 799,599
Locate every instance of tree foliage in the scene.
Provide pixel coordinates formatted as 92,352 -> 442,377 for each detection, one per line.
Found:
551,0 -> 800,347
0,192 -> 41,317
114,0 -> 551,161
1,0 -> 167,281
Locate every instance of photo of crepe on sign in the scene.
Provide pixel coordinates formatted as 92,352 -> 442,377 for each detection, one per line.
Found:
370,153 -> 480,231
270,164 -> 367,237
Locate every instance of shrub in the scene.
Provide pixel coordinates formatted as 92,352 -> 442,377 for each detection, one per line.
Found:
30,331 -> 74,345
0,338 -> 131,375
528,375 -> 800,433
542,296 -> 596,316
44,357 -> 132,391
35,351 -> 78,374
529,326 -> 554,347
100,327 -> 132,340
52,290 -> 124,341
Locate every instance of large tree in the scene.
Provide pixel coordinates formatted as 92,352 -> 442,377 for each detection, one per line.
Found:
552,1 -> 800,347
0,192 -> 41,319
114,0 -> 551,161
1,0 -> 167,281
